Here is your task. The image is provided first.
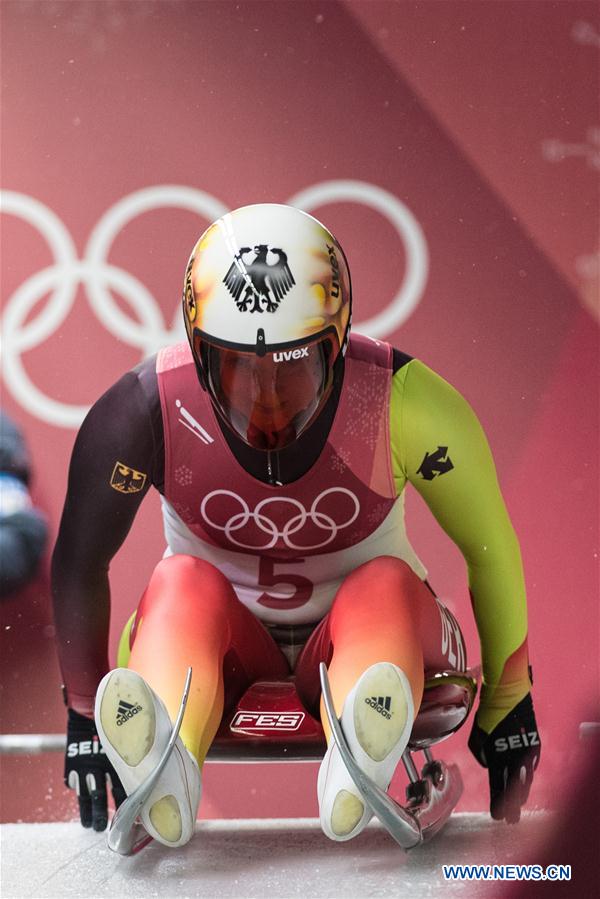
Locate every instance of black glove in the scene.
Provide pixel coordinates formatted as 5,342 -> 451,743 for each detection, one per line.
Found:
64,709 -> 126,831
468,693 -> 541,823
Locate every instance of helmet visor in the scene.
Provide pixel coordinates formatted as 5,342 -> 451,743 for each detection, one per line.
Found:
200,332 -> 337,451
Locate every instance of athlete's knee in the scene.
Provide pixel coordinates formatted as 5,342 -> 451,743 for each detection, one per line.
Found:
331,558 -> 421,630
152,553 -> 232,590
342,556 -> 416,594
145,555 -> 237,611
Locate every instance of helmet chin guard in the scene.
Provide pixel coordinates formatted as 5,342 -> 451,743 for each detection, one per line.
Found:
183,204 -> 352,451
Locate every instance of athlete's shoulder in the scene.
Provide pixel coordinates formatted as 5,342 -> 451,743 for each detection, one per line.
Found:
85,354 -> 159,417
392,357 -> 485,459
72,354 -> 164,490
395,357 -> 466,401
79,355 -> 160,450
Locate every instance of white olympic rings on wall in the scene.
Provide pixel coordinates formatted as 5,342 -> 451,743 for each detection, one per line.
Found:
1,182 -> 428,428
200,487 -> 360,551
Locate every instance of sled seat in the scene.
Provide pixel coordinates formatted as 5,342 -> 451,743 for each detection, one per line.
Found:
206,669 -> 478,762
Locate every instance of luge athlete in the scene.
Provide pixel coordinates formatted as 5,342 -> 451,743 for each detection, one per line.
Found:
52,204 -> 540,846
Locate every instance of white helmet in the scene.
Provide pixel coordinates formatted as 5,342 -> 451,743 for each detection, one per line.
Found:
183,204 -> 351,451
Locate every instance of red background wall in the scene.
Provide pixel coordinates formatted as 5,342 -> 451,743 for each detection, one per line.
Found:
1,0 -> 598,826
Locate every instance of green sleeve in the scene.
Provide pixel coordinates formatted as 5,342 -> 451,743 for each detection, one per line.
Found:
390,359 -> 531,732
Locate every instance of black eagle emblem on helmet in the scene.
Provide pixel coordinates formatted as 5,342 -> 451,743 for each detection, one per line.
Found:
223,245 -> 295,313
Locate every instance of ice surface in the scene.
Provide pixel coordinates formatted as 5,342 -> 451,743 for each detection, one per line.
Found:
1,813 -> 553,898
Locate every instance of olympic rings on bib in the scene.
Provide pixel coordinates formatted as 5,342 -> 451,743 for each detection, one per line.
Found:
200,487 -> 360,551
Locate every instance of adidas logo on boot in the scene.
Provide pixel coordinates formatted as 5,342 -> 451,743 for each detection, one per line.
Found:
116,700 -> 143,726
364,696 -> 392,719
318,662 -> 414,842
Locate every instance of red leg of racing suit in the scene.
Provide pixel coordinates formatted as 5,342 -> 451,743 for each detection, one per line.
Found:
127,554 -> 465,765
295,556 -> 465,739
127,555 -> 288,764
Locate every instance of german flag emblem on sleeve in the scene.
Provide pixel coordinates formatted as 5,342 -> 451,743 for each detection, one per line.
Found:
110,462 -> 147,494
